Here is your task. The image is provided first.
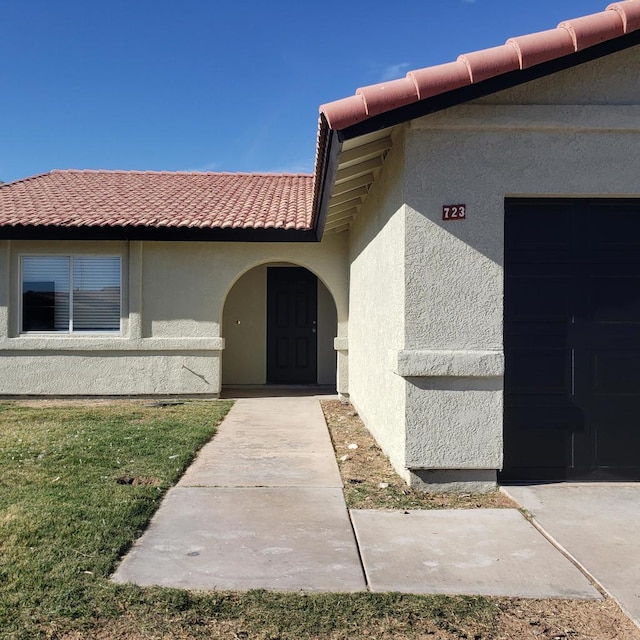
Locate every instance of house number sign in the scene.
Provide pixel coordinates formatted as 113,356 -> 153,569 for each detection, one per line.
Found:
442,204 -> 466,220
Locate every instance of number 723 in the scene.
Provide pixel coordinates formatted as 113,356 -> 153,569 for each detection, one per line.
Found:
442,204 -> 466,220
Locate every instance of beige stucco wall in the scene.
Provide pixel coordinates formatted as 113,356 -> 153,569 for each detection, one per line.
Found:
0,240 -> 11,342
476,45 -> 640,106
396,43 -> 640,483
221,263 -> 337,385
347,133 -> 408,477
317,278 -> 338,384
222,265 -> 267,385
0,233 -> 348,395
340,43 -> 640,490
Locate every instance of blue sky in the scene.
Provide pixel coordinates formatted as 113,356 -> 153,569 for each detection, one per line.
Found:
1,0 -> 609,183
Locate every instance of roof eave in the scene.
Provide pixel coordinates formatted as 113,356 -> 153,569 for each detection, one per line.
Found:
312,115 -> 343,241
313,28 -> 640,236
342,29 -> 640,140
0,225 -> 318,242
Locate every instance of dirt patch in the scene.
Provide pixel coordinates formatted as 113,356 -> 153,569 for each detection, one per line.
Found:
60,597 -> 640,640
489,597 -> 640,640
115,475 -> 162,486
321,399 -> 516,510
5,397 -> 154,408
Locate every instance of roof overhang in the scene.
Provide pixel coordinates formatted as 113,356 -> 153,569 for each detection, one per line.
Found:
313,28 -> 640,239
0,225 -> 317,242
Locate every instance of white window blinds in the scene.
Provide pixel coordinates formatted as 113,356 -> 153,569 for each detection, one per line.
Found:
22,256 -> 121,333
72,257 -> 120,331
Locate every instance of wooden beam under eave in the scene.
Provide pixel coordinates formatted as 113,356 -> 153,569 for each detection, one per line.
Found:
329,185 -> 368,206
327,210 -> 357,225
327,223 -> 351,233
325,211 -> 355,226
339,136 -> 392,165
328,198 -> 361,215
325,225 -> 350,235
335,156 -> 382,183
331,173 -> 374,195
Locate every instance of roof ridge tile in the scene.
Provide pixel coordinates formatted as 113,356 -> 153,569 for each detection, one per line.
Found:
608,0 -> 640,32
1,171 -> 53,188
319,94 -> 368,130
407,60 -> 471,100
558,9 -> 624,50
320,0 -> 640,131
506,28 -> 575,69
356,77 -> 418,117
457,42 -> 520,83
49,168 -> 313,178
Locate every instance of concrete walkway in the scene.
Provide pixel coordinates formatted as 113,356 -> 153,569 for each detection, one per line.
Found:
113,396 -> 366,591
113,396 -> 599,601
505,484 -> 640,627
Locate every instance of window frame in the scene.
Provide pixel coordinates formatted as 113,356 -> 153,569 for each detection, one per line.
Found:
19,254 -> 123,335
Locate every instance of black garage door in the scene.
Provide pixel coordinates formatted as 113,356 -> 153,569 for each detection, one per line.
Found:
501,200 -> 640,482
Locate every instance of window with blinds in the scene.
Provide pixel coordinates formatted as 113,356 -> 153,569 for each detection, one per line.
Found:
21,256 -> 121,333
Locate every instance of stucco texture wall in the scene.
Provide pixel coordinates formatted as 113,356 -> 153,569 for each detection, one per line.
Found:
347,134 -> 408,477
400,43 -> 640,473
0,233 -> 348,395
221,265 -> 267,385
476,45 -> 640,106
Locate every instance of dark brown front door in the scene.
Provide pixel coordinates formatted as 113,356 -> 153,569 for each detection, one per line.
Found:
267,267 -> 317,384
502,200 -> 640,482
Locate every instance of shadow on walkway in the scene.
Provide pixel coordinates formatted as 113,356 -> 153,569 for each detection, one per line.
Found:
220,385 -> 337,399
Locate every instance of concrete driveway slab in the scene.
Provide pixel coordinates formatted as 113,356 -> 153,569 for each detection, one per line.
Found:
351,509 -> 601,599
113,487 -> 366,592
505,484 -> 640,627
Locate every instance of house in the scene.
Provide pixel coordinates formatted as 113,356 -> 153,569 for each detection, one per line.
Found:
1,1 -> 640,491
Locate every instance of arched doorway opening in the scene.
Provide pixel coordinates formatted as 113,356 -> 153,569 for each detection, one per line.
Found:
222,263 -> 337,386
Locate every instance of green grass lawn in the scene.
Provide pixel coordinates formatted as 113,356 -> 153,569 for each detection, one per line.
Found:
0,400 -> 496,640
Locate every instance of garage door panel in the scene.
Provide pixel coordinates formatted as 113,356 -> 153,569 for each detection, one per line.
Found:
507,276 -> 573,322
594,351 -> 640,396
503,422 -> 573,469
505,402 -> 583,430
506,323 -> 571,341
503,200 -> 640,481
509,349 -> 573,395
588,276 -> 640,323
594,423 -> 640,468
506,204 -> 573,251
587,205 -> 640,251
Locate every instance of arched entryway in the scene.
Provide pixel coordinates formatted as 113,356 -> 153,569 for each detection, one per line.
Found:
222,263 -> 337,386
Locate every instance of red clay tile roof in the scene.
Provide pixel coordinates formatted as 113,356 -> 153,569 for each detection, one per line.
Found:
4,2 -> 639,238
319,0 -> 640,130
0,170 -> 314,231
